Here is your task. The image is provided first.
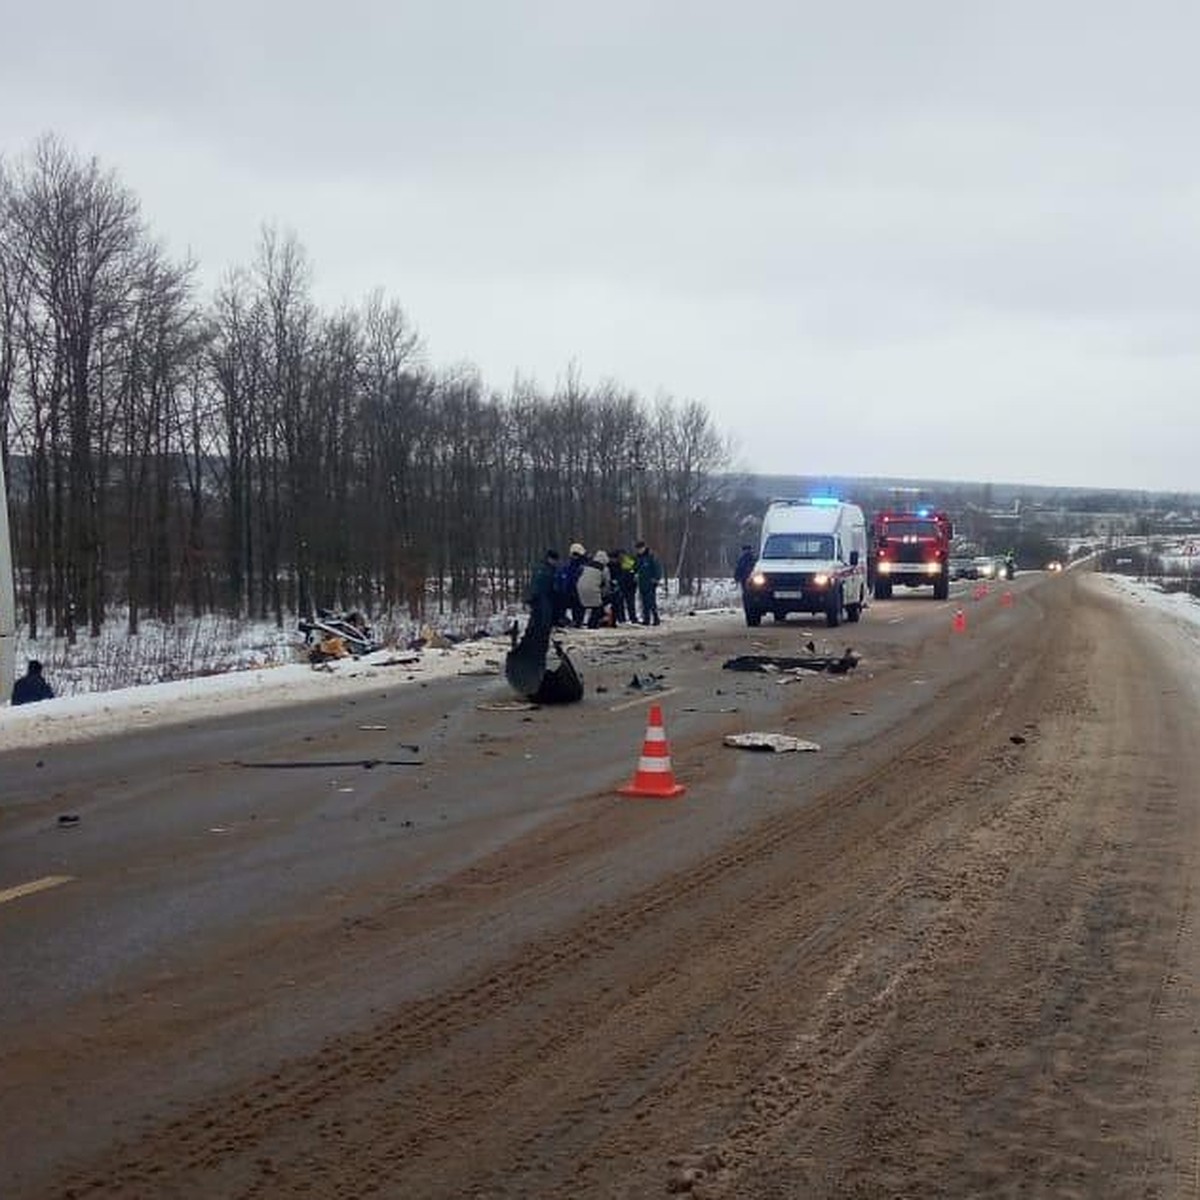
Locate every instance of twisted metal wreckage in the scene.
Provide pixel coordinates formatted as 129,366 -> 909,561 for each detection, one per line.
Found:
503,612 -> 584,705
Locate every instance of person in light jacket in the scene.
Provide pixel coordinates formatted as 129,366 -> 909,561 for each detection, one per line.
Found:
576,550 -> 611,629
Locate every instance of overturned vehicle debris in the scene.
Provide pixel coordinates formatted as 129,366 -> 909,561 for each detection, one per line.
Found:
722,648 -> 860,675
299,609 -> 382,662
504,618 -> 584,705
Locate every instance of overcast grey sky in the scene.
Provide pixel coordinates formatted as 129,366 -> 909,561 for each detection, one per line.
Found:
3,1 -> 1198,492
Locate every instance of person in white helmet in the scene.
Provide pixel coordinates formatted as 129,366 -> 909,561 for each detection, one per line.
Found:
577,549 -> 611,629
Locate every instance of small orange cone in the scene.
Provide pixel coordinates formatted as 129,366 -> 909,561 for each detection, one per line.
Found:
952,608 -> 967,633
1001,591 -> 1014,607
619,704 -> 686,798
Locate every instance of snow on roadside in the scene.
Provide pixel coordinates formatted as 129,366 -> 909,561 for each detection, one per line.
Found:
0,643 -> 493,750
1,592 -> 744,750
1095,573 -> 1200,652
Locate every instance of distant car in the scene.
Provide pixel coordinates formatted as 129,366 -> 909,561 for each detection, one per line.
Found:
950,556 -> 978,580
1047,560 -> 1064,572
973,556 -> 1000,580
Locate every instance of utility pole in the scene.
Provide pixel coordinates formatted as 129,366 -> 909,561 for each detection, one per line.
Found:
0,451 -> 15,700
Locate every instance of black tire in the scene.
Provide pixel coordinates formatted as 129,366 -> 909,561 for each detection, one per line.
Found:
933,571 -> 949,601
826,587 -> 843,628
874,577 -> 892,601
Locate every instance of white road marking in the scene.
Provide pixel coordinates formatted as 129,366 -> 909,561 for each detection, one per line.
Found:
608,687 -> 682,712
0,875 -> 74,905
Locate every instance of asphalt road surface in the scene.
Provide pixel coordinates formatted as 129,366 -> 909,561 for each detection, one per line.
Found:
4,569 -> 1200,1198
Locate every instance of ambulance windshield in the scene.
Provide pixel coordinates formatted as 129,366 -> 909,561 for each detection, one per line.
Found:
761,534 -> 835,560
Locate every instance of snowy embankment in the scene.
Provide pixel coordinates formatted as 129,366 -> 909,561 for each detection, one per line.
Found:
1,582 -> 743,750
1097,573 -> 1200,655
0,642 -> 499,750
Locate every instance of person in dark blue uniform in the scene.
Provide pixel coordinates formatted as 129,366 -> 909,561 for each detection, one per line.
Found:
734,544 -> 757,587
11,659 -> 54,705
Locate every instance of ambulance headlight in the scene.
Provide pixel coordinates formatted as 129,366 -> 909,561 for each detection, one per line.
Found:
812,573 -> 830,587
750,571 -> 767,587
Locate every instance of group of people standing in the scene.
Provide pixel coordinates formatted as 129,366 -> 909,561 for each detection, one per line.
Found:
526,541 -> 664,631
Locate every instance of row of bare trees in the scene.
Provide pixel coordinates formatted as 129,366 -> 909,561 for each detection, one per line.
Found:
0,136 -> 735,640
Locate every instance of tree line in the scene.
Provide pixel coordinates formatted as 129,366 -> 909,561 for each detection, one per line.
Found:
0,135 -> 735,641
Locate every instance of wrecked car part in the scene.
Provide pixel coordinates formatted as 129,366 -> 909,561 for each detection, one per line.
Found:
722,651 -> 859,675
504,619 -> 583,705
723,732 -> 821,753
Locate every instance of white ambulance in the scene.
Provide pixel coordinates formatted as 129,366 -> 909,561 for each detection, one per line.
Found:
741,497 -> 869,628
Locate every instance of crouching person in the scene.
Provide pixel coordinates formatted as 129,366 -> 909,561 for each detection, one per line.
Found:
11,659 -> 54,705
577,550 -> 611,629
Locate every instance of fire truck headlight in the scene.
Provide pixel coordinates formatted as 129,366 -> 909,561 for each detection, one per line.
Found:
878,561 -> 892,575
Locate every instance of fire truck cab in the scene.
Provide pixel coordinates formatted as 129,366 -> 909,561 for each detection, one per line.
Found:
871,509 -> 953,601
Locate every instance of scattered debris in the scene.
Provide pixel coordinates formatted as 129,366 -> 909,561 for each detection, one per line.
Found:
722,649 -> 859,675
529,641 -> 584,704
411,625 -> 454,650
237,756 -> 422,769
1009,734 -> 1027,744
628,672 -> 669,691
57,813 -> 80,826
299,609 -> 381,661
504,620 -> 584,705
724,732 -> 821,753
477,700 -> 538,712
358,725 -> 388,731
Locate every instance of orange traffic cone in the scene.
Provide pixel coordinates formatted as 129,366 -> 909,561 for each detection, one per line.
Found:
619,704 -> 686,798
952,608 -> 967,633
1001,591 -> 1014,607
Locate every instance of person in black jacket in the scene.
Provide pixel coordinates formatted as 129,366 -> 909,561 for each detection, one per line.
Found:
734,544 -> 757,587
634,541 -> 663,626
525,549 -> 560,630
11,660 -> 54,706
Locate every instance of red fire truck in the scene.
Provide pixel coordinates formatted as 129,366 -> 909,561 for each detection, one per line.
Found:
871,508 -> 953,601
